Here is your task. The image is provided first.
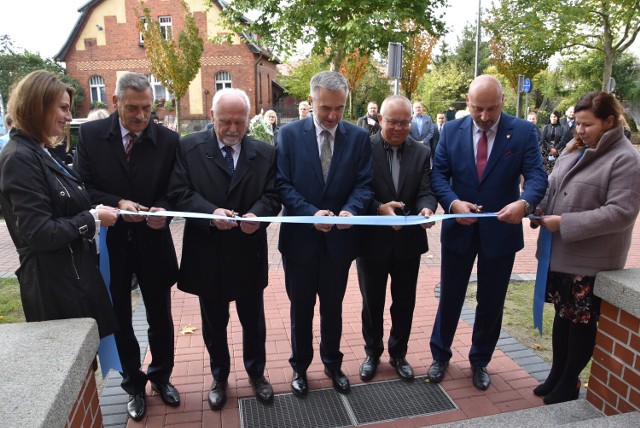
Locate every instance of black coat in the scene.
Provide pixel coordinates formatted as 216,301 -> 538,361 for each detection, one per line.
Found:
74,112 -> 179,290
359,133 -> 437,260
168,130 -> 281,300
0,132 -> 117,338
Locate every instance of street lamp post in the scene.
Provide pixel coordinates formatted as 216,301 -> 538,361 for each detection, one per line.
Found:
474,0 -> 481,78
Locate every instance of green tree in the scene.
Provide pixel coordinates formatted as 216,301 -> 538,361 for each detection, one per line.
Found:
340,50 -> 370,119
485,1 -> 555,91
279,55 -> 328,100
0,50 -> 83,116
401,26 -> 438,100
451,24 -> 491,80
209,0 -> 446,70
137,0 -> 204,131
416,61 -> 470,114
351,65 -> 392,119
487,0 -> 640,92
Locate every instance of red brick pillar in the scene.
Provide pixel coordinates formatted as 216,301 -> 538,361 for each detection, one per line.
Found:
65,366 -> 103,428
587,301 -> 640,415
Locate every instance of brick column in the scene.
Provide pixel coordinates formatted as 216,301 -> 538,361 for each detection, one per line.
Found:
65,366 -> 103,428
589,269 -> 640,415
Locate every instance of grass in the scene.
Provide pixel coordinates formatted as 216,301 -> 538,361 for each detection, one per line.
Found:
0,277 -> 25,324
465,280 -> 591,384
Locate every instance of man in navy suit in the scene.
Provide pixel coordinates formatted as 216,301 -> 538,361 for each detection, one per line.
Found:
426,75 -> 547,391
276,71 -> 374,396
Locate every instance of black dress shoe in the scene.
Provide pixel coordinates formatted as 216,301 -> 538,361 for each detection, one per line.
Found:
151,382 -> 180,406
208,380 -> 227,410
127,393 -> 146,421
426,360 -> 449,383
291,371 -> 308,397
472,366 -> 491,390
359,356 -> 379,381
324,367 -> 350,394
390,357 -> 414,381
250,376 -> 274,403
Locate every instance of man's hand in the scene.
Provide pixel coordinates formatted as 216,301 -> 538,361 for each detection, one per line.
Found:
96,205 -> 119,227
212,208 -> 238,231
539,214 -> 561,232
313,210 -> 334,233
367,118 -> 376,126
450,200 -> 480,225
118,199 -> 147,223
378,201 -> 404,230
336,210 -> 353,230
497,200 -> 526,224
146,207 -> 167,230
419,207 -> 435,229
240,213 -> 259,235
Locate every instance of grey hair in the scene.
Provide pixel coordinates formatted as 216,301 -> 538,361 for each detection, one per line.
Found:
380,95 -> 412,116
310,71 -> 349,99
115,72 -> 152,100
211,88 -> 251,119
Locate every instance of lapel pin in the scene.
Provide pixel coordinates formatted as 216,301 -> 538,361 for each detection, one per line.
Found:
506,134 -> 511,139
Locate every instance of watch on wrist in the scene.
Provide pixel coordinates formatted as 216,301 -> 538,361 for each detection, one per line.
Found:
519,199 -> 533,215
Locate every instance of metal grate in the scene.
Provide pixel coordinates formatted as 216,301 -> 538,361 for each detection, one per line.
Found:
239,376 -> 457,427
348,376 -> 457,425
240,388 -> 352,428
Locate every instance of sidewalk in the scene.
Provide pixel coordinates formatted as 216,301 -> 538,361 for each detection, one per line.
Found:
2,217 -> 639,427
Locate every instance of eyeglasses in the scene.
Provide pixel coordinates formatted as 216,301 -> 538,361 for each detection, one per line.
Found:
383,118 -> 412,129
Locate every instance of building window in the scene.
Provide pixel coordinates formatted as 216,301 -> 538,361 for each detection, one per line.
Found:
159,16 -> 172,40
89,76 -> 106,105
139,17 -> 147,45
146,74 -> 173,102
215,71 -> 232,91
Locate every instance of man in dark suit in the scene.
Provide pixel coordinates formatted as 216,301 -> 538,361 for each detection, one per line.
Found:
276,71 -> 374,396
74,72 -> 180,421
357,95 -> 437,382
356,101 -> 381,135
409,101 -> 434,146
426,75 -> 547,391
559,105 -> 576,148
168,88 -> 281,411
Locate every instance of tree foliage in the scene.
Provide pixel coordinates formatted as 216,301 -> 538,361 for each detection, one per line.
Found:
0,49 -> 84,116
137,0 -> 204,131
279,55 -> 328,100
400,24 -> 438,100
209,0 -> 447,70
484,1 -> 555,91
340,50 -> 370,119
487,0 -> 640,91
351,65 -> 392,118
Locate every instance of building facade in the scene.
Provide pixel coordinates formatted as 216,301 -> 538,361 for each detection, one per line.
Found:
56,0 -> 282,131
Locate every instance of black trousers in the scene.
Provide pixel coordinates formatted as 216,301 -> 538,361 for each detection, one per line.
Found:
111,242 -> 174,395
199,292 -> 266,382
356,254 -> 420,359
283,242 -> 351,374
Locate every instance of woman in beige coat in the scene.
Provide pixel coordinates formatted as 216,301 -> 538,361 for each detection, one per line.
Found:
532,91 -> 640,404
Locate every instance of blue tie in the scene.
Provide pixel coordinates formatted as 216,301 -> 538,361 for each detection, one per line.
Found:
223,145 -> 234,175
533,228 -> 552,336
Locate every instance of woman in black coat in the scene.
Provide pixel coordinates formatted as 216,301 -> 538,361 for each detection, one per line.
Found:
540,110 -> 567,174
0,70 -> 119,338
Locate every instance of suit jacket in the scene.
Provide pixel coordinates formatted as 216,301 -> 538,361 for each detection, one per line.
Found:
276,117 -> 374,265
559,117 -> 576,148
432,113 -> 547,258
409,114 -> 435,144
74,112 -> 179,289
359,133 -> 437,261
168,131 -> 281,300
357,115 -> 381,135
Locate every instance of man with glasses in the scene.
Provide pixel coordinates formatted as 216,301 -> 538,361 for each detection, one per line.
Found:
356,95 -> 437,382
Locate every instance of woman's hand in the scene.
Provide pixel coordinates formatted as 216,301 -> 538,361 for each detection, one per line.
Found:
96,206 -> 119,227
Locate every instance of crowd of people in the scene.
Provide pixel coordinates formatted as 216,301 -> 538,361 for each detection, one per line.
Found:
1,69 -> 639,423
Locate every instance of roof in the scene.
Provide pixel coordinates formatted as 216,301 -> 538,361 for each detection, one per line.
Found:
55,0 -> 279,63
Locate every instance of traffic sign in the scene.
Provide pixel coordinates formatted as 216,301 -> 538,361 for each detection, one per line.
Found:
522,78 -> 532,93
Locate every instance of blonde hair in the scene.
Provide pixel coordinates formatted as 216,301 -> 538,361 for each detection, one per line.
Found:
8,70 -> 74,147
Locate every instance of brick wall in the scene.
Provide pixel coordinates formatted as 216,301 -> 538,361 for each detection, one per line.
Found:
65,366 -> 103,428
587,300 -> 640,415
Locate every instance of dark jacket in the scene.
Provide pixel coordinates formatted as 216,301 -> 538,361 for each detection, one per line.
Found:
541,123 -> 567,152
357,115 -> 381,135
168,131 -> 281,300
74,112 -> 179,290
359,133 -> 437,260
0,131 -> 117,338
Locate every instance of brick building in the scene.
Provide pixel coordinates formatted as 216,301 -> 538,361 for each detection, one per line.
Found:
55,0 -> 283,130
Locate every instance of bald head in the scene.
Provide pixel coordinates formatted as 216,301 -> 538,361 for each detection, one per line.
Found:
466,74 -> 504,130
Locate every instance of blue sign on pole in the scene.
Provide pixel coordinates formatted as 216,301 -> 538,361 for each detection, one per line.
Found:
522,78 -> 532,93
